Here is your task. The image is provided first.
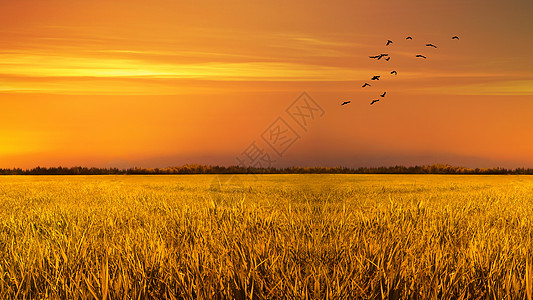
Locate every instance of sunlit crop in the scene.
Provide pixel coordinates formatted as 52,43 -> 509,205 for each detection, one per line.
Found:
1,174 -> 532,299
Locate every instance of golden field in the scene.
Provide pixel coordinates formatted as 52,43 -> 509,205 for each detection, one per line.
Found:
1,174 -> 533,299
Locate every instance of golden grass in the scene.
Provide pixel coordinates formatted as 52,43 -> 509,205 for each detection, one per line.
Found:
1,174 -> 533,299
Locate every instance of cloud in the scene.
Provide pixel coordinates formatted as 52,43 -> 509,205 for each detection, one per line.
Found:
2,25 -> 532,96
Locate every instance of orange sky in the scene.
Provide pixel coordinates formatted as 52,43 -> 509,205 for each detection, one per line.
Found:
1,0 -> 533,168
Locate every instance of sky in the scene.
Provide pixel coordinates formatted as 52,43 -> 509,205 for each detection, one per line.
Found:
1,0 -> 533,169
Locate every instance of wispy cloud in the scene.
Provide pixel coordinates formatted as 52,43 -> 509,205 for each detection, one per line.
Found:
426,80 -> 533,95
2,26 -> 532,95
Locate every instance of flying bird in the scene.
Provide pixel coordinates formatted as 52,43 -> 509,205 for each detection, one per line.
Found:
380,92 -> 386,97
369,53 -> 389,60
406,36 -> 413,40
426,43 -> 437,48
371,76 -> 380,80
362,83 -> 371,88
386,40 -> 393,46
341,101 -> 351,106
452,36 -> 459,40
370,99 -> 380,105
416,54 -> 427,59
385,57 -> 390,61
391,70 -> 397,75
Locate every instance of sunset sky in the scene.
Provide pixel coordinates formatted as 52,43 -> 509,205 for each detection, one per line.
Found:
1,0 -> 533,169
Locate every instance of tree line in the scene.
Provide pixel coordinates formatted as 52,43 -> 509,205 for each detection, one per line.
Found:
1,164 -> 533,175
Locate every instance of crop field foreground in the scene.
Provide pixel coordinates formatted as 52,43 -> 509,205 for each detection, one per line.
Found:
1,174 -> 533,299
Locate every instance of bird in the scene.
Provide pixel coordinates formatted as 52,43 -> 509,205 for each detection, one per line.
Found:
369,53 -> 388,60
391,70 -> 397,75
406,36 -> 413,40
380,92 -> 386,97
386,40 -> 393,46
385,57 -> 390,61
362,83 -> 371,87
371,76 -> 380,80
416,54 -> 427,59
452,36 -> 459,40
426,43 -> 437,48
341,101 -> 351,106
370,99 -> 380,105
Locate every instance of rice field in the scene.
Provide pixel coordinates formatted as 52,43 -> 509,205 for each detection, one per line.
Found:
1,174 -> 533,299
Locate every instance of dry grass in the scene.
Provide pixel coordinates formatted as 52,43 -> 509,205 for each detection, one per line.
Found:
1,174 -> 533,299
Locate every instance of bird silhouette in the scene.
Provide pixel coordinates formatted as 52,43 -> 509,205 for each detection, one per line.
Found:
369,53 -> 388,60
385,57 -> 390,61
406,36 -> 413,40
452,36 -> 459,40
380,92 -> 386,97
370,99 -> 380,105
362,83 -> 371,88
386,40 -> 393,46
341,101 -> 351,106
416,54 -> 427,59
426,43 -> 437,48
391,70 -> 397,75
371,76 -> 380,80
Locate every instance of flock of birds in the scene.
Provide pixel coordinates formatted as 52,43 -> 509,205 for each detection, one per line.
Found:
341,35 -> 460,107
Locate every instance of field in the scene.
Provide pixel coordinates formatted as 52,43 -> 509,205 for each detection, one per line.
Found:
1,174 -> 533,299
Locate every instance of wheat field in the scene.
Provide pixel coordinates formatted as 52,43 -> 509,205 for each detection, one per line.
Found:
1,174 -> 533,299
